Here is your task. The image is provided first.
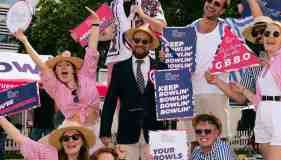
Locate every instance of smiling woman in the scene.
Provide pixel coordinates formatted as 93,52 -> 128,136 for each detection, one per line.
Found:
0,117 -> 95,160
12,8 -> 104,154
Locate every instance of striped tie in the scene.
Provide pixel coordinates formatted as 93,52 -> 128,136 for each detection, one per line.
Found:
136,59 -> 145,94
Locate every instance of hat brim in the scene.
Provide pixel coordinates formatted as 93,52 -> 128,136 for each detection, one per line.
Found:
46,56 -> 83,70
49,126 -> 96,150
242,16 -> 273,44
242,26 -> 256,44
126,28 -> 160,49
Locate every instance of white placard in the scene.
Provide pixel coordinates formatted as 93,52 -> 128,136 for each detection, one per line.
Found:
149,130 -> 189,160
0,52 -> 52,81
6,1 -> 33,33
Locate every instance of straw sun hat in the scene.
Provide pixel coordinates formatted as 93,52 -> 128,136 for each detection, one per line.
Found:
45,51 -> 83,70
242,16 -> 273,44
48,120 -> 96,150
126,24 -> 160,49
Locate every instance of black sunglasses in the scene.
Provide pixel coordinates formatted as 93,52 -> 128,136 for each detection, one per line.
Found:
206,0 -> 223,8
61,134 -> 81,142
195,129 -> 212,135
251,25 -> 266,38
263,30 -> 280,38
72,89 -> 79,103
133,38 -> 150,45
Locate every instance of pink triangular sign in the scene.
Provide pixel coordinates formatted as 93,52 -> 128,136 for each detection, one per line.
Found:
210,27 -> 260,74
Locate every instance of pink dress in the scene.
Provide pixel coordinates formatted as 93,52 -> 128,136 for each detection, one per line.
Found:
41,47 -> 100,123
20,137 -> 58,160
40,47 -> 103,152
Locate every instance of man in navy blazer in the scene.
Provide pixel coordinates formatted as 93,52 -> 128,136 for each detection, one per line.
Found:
100,24 -> 176,160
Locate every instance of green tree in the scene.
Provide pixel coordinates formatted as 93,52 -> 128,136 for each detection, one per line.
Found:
25,0 -> 106,57
25,0 -> 239,58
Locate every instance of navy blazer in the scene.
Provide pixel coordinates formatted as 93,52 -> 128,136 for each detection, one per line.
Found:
100,57 -> 176,144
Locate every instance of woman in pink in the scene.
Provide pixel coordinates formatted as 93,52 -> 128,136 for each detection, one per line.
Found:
237,21 -> 281,160
0,116 -> 95,160
14,8 -> 103,152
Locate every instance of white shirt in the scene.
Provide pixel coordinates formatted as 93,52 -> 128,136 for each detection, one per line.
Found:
106,0 -> 166,64
192,24 -> 228,95
132,56 -> 150,86
258,70 -> 281,96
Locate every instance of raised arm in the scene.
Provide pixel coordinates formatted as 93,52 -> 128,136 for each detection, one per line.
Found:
79,7 -> 100,78
0,117 -> 26,145
13,30 -> 49,72
247,0 -> 263,17
135,5 -> 167,32
86,7 -> 100,49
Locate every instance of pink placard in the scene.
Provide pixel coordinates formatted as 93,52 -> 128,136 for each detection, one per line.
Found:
209,27 -> 260,74
70,4 -> 113,46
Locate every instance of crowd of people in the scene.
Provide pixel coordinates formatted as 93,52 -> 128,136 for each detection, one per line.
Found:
0,0 -> 280,159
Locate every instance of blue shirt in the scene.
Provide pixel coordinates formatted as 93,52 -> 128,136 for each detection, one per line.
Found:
192,139 -> 236,160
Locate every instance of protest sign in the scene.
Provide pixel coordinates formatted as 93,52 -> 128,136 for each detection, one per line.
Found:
0,80 -> 29,92
163,26 -> 196,72
154,69 -> 193,120
150,130 -> 188,160
209,27 -> 260,74
6,1 -> 33,33
70,4 -> 113,46
0,52 -> 51,81
0,82 -> 39,116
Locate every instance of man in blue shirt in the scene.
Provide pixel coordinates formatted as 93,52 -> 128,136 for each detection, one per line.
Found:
192,114 -> 236,160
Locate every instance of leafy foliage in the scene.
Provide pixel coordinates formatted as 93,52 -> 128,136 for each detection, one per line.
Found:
25,0 -> 239,58
25,0 -> 106,57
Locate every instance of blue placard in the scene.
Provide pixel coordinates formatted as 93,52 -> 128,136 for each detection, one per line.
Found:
154,69 -> 193,120
163,26 -> 196,72
0,82 -> 39,116
242,0 -> 281,21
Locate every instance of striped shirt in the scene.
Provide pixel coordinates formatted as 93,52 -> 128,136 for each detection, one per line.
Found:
240,66 -> 263,92
192,139 -> 236,160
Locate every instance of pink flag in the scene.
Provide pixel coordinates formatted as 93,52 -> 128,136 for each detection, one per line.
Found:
209,27 -> 260,74
70,4 -> 113,46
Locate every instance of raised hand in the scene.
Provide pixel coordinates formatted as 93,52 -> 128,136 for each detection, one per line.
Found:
204,70 -> 218,85
13,30 -> 27,43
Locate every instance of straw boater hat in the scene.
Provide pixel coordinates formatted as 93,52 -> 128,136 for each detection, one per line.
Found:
242,16 -> 273,44
269,21 -> 281,30
46,51 -> 83,70
49,120 -> 96,150
126,24 -> 160,49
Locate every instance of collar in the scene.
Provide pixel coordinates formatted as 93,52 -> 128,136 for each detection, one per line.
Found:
197,138 -> 221,156
132,55 -> 150,64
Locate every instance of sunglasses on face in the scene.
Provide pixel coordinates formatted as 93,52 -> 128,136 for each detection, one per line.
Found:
206,0 -> 223,8
133,38 -> 150,45
263,30 -> 280,38
61,134 -> 81,142
195,129 -> 212,135
251,26 -> 266,38
72,89 -> 79,103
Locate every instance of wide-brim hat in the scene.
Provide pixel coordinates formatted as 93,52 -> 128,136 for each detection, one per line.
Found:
45,51 -> 83,70
126,24 -> 160,49
48,120 -> 96,150
268,21 -> 281,30
242,16 -> 273,44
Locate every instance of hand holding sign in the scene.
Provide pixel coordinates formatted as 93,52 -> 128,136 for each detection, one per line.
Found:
13,30 -> 28,43
6,1 -> 33,33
